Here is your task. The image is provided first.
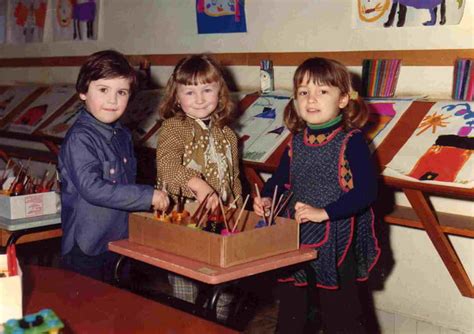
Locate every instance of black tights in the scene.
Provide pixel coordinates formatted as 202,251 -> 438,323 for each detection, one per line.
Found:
275,247 -> 367,334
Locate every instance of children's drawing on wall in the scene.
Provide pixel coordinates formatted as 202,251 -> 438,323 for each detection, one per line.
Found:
7,0 -> 46,43
384,101 -> 474,187
0,85 -> 38,121
6,85 -> 76,134
53,0 -> 99,41
354,0 -> 465,28
363,98 -> 414,151
0,0 -> 6,43
121,89 -> 164,144
196,0 -> 247,34
233,91 -> 291,163
36,98 -> 82,138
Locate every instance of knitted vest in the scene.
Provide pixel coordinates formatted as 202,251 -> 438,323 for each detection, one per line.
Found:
280,127 -> 380,288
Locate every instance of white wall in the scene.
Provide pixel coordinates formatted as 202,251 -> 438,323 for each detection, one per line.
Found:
1,1 -> 473,95
0,1 -> 473,332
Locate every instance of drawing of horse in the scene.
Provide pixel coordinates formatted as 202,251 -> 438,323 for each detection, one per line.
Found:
72,0 -> 96,40
384,0 -> 446,27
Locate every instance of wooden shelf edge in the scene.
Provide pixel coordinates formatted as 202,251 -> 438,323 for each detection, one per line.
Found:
382,176 -> 474,199
383,206 -> 474,238
1,49 -> 473,68
0,144 -> 57,164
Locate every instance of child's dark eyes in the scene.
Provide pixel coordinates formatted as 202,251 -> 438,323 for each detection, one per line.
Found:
99,87 -> 107,93
118,90 -> 129,96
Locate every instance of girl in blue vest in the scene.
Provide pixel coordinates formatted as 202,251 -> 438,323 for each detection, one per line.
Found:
254,57 -> 380,333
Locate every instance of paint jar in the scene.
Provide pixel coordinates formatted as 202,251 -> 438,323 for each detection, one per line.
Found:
203,213 -> 225,234
171,210 -> 190,225
255,219 -> 267,229
155,211 -> 171,223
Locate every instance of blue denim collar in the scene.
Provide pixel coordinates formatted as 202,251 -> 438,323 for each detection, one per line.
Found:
76,106 -> 124,141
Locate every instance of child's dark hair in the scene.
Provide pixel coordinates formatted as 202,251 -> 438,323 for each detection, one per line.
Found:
284,57 -> 369,133
76,49 -> 138,96
159,54 -> 235,128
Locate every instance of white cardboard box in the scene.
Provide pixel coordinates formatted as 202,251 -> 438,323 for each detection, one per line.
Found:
0,254 -> 22,324
0,192 -> 60,220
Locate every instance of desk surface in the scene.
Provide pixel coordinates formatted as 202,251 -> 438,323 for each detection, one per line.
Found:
23,265 -> 237,334
0,213 -> 61,231
109,240 -> 317,285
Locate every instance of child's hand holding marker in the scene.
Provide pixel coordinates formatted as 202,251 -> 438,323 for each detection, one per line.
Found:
253,196 -> 271,217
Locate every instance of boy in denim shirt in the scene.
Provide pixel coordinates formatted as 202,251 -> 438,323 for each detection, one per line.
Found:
59,50 -> 169,283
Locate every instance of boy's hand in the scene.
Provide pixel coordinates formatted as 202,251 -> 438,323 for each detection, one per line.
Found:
294,202 -> 328,224
152,190 -> 169,212
253,196 -> 272,217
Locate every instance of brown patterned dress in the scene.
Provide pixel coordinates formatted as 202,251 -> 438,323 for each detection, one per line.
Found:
156,115 -> 242,204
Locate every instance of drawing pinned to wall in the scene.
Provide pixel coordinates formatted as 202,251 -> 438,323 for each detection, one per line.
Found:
0,85 -> 38,122
233,90 -> 291,163
7,0 -> 47,43
196,0 -> 247,34
6,85 -> 76,134
354,0 -> 465,28
0,0 -> 6,43
384,101 -> 474,187
362,97 -> 415,151
53,0 -> 99,41
36,98 -> 82,138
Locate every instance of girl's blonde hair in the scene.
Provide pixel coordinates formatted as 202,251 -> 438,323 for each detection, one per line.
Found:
284,57 -> 369,133
159,54 -> 235,127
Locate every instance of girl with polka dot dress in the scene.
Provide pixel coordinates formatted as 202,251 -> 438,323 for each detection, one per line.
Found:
156,54 -> 242,321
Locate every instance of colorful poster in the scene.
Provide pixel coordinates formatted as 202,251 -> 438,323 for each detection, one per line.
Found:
0,85 -> 38,121
384,101 -> 474,187
354,0 -> 466,28
362,97 -> 415,151
6,85 -> 76,134
7,0 -> 47,43
53,0 -> 99,41
196,0 -> 247,34
0,0 -> 6,43
121,89 -> 164,144
36,98 -> 82,138
233,90 -> 292,163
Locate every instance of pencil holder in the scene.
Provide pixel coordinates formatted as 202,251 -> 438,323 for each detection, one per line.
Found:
361,59 -> 401,98
453,59 -> 474,101
260,60 -> 274,94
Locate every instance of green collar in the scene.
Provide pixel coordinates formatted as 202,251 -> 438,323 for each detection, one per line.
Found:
307,115 -> 342,130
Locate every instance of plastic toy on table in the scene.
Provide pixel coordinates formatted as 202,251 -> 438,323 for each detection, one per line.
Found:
3,309 -> 64,334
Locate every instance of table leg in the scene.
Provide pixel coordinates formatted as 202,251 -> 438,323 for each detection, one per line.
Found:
3,225 -> 62,248
6,231 -> 22,248
195,283 -> 230,321
114,255 -> 127,285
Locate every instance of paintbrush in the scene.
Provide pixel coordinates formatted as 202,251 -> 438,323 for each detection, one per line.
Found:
232,194 -> 250,233
254,183 -> 268,225
268,185 -> 278,226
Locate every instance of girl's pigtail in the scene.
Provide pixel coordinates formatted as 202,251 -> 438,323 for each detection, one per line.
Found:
343,91 -> 369,130
284,98 -> 305,133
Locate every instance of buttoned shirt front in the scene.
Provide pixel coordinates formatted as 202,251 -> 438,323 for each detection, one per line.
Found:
59,107 -> 154,256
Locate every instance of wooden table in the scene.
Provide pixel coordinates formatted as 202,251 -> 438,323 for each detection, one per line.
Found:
109,240 -> 316,321
22,265 -> 237,334
109,239 -> 316,285
0,213 -> 61,248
